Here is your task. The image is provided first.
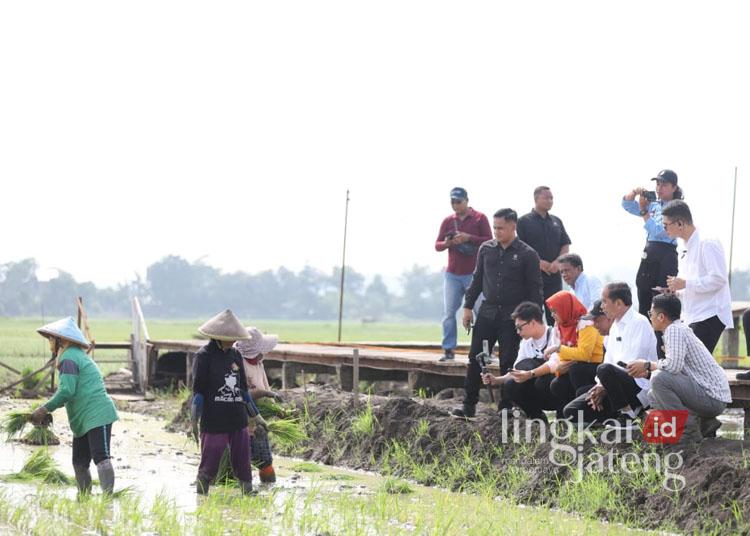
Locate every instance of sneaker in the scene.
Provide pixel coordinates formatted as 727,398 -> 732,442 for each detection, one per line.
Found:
451,404 -> 476,419
439,349 -> 455,362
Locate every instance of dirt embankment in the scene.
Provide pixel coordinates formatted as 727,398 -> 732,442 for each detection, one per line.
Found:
157,385 -> 750,534
287,386 -> 750,535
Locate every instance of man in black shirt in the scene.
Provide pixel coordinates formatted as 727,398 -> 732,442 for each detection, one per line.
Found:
452,208 -> 544,418
517,186 -> 571,324
191,309 -> 265,495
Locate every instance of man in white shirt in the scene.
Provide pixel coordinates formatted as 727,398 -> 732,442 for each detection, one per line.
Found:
663,200 -> 732,353
481,301 -> 559,420
558,253 -> 603,310
563,282 -> 657,426
628,294 -> 731,444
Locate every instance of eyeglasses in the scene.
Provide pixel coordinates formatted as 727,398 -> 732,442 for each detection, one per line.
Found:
514,321 -> 530,332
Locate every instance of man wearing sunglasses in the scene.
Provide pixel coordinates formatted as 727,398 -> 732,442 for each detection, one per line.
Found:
435,187 -> 492,362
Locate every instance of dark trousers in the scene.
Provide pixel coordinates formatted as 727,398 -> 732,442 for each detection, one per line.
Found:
198,428 -> 252,482
73,423 -> 113,466
542,272 -> 563,325
635,241 -> 678,316
744,310 -> 750,357
689,315 -> 725,354
596,363 -> 643,412
505,358 -> 561,418
550,362 -> 599,407
463,313 -> 520,407
563,388 -> 615,424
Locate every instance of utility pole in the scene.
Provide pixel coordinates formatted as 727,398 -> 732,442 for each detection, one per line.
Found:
729,167 -> 738,287
337,190 -> 350,342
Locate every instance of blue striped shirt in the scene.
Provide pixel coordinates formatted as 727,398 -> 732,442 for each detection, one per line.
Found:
621,199 -> 677,245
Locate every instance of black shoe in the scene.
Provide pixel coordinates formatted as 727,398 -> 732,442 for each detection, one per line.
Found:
700,417 -> 722,438
451,404 -> 476,419
604,412 -> 642,432
737,371 -> 750,381
439,349 -> 455,362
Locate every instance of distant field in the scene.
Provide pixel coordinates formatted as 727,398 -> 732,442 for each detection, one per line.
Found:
0,317 -> 745,384
0,317 -> 470,382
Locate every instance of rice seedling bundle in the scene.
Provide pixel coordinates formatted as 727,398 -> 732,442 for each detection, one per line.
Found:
22,425 -> 60,446
267,418 -> 307,448
1,410 -> 31,440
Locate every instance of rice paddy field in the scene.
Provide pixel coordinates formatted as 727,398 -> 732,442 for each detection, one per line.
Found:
0,398 -> 656,536
0,317 -> 746,385
0,317 -> 475,382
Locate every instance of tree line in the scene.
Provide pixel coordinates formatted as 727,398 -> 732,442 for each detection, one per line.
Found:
0,256 -> 446,320
2,256 -> 748,321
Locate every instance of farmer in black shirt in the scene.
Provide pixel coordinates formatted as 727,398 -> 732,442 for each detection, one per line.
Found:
517,186 -> 571,324
452,208 -> 544,418
190,309 -> 266,495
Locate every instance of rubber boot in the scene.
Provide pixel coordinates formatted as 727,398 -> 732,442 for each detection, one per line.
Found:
239,479 -> 256,495
95,459 -> 115,495
259,465 -> 276,483
196,475 -> 210,495
73,464 -> 92,495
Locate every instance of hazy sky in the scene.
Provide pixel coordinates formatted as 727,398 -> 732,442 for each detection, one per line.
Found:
1,1 -> 748,289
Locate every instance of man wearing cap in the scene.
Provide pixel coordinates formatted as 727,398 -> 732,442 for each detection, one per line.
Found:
435,187 -> 492,361
190,309 -> 266,495
517,186 -> 572,325
30,317 -> 119,496
622,169 -> 684,318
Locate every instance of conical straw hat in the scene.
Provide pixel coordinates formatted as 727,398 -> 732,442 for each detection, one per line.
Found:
198,309 -> 250,341
236,327 -> 279,360
37,317 -> 90,348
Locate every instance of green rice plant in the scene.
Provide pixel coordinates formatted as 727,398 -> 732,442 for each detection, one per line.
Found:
267,418 -> 308,448
256,397 -> 285,419
291,461 -> 323,473
380,476 -> 413,494
351,398 -> 378,437
0,448 -> 75,486
20,366 -> 45,390
22,425 -> 60,445
1,409 -> 32,440
413,418 -> 429,440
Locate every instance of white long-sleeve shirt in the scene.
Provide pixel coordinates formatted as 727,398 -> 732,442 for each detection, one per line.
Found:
677,229 -> 733,328
601,306 -> 657,407
572,272 -> 603,310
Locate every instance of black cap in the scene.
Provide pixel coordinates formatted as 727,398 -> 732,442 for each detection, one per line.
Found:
651,169 -> 678,185
581,299 -> 605,320
450,187 -> 468,200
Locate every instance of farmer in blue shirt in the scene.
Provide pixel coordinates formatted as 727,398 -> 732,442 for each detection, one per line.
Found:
621,169 -> 683,317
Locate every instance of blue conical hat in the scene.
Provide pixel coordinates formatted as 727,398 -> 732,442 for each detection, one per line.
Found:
37,317 -> 90,348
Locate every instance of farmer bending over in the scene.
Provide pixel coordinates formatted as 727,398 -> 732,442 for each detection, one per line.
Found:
31,317 -> 119,495
191,309 -> 266,495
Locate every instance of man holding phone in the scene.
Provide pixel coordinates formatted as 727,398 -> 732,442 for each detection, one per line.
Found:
435,187 -> 492,361
621,169 -> 683,318
451,208 -> 543,418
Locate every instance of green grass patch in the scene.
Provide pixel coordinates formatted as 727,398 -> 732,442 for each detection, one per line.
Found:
291,461 -> 324,473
